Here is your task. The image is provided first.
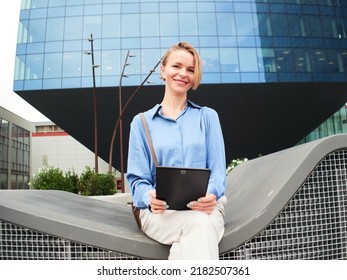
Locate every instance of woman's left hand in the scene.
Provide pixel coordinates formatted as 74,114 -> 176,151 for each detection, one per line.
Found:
187,193 -> 217,214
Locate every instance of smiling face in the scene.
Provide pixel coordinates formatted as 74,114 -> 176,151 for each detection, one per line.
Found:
161,49 -> 195,96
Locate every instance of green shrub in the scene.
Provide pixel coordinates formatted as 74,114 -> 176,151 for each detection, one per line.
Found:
30,165 -> 116,196
30,166 -> 67,191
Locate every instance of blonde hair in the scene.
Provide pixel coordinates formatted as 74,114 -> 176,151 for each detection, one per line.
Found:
160,42 -> 202,91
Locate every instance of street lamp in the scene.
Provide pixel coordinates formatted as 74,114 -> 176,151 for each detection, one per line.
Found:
118,50 -> 135,192
85,33 -> 100,173
108,56 -> 162,192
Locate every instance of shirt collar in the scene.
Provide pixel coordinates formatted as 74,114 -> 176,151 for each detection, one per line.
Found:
148,100 -> 202,119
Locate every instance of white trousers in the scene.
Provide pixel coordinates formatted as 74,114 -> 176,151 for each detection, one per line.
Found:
140,196 -> 226,260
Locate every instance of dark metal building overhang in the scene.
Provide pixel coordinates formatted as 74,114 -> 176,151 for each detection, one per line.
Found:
16,82 -> 347,170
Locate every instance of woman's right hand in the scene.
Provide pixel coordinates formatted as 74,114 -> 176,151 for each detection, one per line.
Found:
148,190 -> 168,214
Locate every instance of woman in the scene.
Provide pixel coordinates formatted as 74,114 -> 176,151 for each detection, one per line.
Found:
126,42 -> 226,260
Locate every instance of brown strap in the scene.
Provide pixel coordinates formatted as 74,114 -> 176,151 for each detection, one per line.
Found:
131,202 -> 142,230
139,113 -> 158,167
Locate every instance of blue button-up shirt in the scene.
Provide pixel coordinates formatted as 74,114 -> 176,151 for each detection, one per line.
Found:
126,100 -> 226,208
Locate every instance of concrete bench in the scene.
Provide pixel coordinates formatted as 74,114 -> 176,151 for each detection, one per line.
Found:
1,134 -> 347,259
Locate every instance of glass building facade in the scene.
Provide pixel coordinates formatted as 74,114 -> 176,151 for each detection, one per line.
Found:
0,109 -> 33,189
13,0 -> 347,166
14,0 -> 347,90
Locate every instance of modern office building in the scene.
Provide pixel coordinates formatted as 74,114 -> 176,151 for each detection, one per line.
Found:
0,106 -> 34,189
13,0 -> 347,170
32,121 -> 111,176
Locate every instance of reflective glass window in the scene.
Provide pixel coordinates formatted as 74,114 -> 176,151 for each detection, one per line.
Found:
27,0 -> 48,9
160,13 -> 179,36
179,13 -> 198,36
122,3 -> 140,13
102,4 -> 121,14
287,15 -> 305,37
235,13 -> 255,36
48,7 -> 65,17
200,48 -> 220,73
66,0 -> 84,5
30,8 -> 47,19
178,2 -> 196,12
257,14 -> 272,36
234,2 -> 252,12
64,16 -> 83,40
217,13 -> 236,36
16,44 -> 26,55
160,2 -> 178,12
102,15 -> 121,38
44,53 -> 63,79
216,2 -> 233,12
48,0 -> 66,7
63,52 -> 82,77
25,53 -> 44,79
311,49 -> 328,72
141,14 -> 160,37
275,49 -> 294,72
45,41 -> 63,53
198,13 -> 217,36
219,48 -> 239,72
63,40 -> 82,52
66,5 -> 84,16
28,19 -> 46,42
141,49 -> 161,76
321,17 -> 338,38
239,48 -> 258,72
293,49 -> 312,72
84,4 -> 102,15
46,17 -> 64,41
199,36 -> 219,47
122,14 -> 140,37
258,48 -> 276,73
14,56 -> 26,80
271,14 -> 289,36
141,37 -> 160,48
101,50 -> 121,77
304,16 -> 322,37
26,42 -> 44,54
101,38 -> 121,50
326,49 -> 343,72
18,21 -> 29,44
197,2 -> 215,12
83,15 -> 102,39
141,2 -> 159,13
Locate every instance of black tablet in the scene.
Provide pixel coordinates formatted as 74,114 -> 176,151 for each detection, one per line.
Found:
155,166 -> 210,210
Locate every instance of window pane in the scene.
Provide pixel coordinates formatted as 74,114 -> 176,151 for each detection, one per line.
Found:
46,17 -> 64,41
63,52 -> 82,77
122,14 -> 140,37
219,48 -> 239,72
198,13 -> 217,36
141,13 -> 159,37
102,15 -> 120,39
160,13 -> 179,36
25,54 -> 44,79
83,15 -> 102,39
44,53 -> 63,78
179,13 -> 198,36
217,13 -> 236,36
28,19 -> 46,42
64,16 -> 83,40
239,48 -> 258,72
200,48 -> 220,73
235,13 -> 255,36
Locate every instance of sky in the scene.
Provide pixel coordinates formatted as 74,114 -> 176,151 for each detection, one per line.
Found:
0,0 -> 50,122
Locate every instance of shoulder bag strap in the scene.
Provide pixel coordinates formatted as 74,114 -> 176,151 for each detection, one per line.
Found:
139,112 -> 158,167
